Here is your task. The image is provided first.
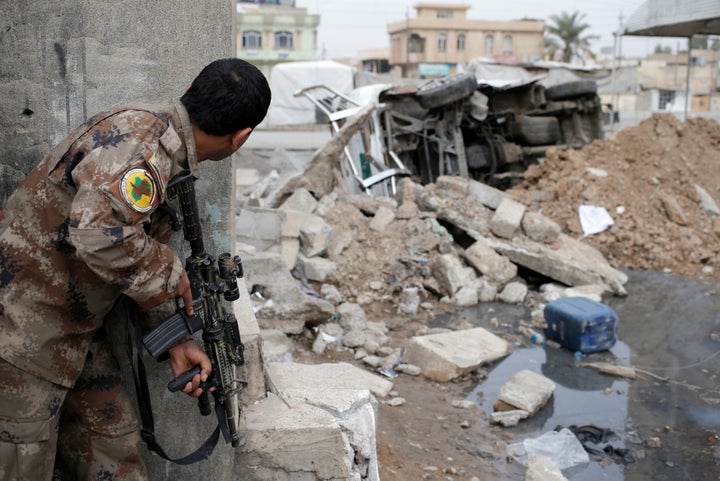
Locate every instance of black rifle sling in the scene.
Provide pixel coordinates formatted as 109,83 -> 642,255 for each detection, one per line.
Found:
126,308 -> 222,465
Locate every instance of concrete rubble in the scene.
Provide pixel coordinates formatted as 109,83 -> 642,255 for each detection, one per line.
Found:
491,370 -> 556,427
231,110 -> 630,479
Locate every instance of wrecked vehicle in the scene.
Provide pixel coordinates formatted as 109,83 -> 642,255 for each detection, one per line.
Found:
296,73 -> 604,194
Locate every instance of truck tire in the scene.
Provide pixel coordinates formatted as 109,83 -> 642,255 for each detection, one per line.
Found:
416,73 -> 478,110
511,116 -> 560,146
544,80 -> 598,100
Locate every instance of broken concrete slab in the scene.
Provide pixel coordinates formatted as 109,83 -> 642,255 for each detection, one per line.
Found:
242,251 -> 335,331
403,327 -> 509,382
494,369 -> 555,415
239,392 -> 365,481
270,102 -> 378,203
266,361 -> 394,398
467,179 -> 509,209
480,233 -> 628,296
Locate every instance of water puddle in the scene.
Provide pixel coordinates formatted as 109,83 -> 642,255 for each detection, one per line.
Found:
432,270 -> 720,479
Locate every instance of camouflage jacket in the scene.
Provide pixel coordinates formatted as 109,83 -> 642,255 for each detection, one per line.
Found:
0,101 -> 200,387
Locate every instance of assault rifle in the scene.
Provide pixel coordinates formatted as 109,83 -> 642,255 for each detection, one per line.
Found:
141,170 -> 245,450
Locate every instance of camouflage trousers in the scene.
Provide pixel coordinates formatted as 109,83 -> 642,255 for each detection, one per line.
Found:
0,339 -> 148,481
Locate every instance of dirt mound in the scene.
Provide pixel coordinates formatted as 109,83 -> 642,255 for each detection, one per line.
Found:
508,113 -> 720,279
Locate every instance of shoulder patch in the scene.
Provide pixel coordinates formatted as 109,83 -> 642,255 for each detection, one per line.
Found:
120,168 -> 158,213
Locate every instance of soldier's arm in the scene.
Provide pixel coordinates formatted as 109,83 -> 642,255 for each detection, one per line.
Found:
67,116 -> 185,313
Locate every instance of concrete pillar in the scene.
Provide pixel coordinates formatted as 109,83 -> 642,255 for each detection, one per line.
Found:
0,1 -> 252,480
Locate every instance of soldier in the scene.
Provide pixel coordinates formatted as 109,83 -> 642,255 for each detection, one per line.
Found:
0,58 -> 271,481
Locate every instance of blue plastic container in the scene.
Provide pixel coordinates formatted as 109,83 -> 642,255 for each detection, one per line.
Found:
543,297 -> 618,353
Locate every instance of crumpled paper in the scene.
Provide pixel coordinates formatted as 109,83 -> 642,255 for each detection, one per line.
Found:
578,205 -> 614,236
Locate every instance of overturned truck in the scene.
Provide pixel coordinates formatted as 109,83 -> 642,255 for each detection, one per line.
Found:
297,73 -> 604,194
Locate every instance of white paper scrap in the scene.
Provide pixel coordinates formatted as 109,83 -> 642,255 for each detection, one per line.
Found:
578,205 -> 614,236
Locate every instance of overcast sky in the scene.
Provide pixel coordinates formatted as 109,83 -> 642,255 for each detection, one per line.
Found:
295,0 -> 690,60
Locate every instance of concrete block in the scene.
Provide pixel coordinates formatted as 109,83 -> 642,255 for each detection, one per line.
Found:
431,253 -> 476,296
403,328 -> 509,382
260,329 -> 294,364
521,211 -> 561,244
280,238 -> 300,271
296,253 -> 337,282
236,207 -> 286,250
369,205 -> 395,231
281,209 -> 304,238
315,194 -> 337,217
495,369 -> 555,414
490,197 -> 526,239
468,179 -> 509,209
337,302 -> 368,332
239,393 -> 354,480
299,213 -> 332,257
497,281 -> 528,304
279,187 -> 319,213
464,240 -> 517,285
267,361 -> 394,398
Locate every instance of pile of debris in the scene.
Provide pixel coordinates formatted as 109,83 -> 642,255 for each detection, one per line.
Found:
236,160 -> 627,381
509,113 -> 720,279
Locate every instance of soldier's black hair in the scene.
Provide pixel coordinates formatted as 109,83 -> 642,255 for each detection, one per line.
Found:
180,58 -> 271,136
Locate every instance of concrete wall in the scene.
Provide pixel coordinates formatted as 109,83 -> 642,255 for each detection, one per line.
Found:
0,1 -> 247,480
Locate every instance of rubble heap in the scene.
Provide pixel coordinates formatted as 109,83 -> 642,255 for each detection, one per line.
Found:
509,113 -> 720,279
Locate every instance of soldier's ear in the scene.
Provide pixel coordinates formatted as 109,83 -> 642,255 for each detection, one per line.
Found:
231,127 -> 253,150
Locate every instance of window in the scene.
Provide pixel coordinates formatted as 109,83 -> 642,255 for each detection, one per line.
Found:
485,35 -> 493,56
457,34 -> 466,52
438,34 -> 447,53
242,30 -> 261,49
274,31 -> 293,49
408,34 -> 424,53
503,35 -> 513,55
437,10 -> 453,19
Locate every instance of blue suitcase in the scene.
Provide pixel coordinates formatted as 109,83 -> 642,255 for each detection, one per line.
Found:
544,297 -> 618,353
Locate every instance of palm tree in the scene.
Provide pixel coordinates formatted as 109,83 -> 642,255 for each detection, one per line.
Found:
544,11 -> 598,64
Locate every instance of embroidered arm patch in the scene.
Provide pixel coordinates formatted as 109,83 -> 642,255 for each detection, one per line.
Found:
119,168 -> 158,213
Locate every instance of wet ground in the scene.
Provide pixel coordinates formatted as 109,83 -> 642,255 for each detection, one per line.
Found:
432,270 -> 720,480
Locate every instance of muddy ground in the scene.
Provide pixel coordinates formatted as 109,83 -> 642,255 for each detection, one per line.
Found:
238,113 -> 720,480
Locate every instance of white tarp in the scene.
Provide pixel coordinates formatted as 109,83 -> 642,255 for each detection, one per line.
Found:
265,60 -> 355,126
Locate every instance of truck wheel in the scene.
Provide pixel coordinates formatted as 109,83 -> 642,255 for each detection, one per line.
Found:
544,80 -> 598,100
511,116 -> 560,146
416,73 -> 478,110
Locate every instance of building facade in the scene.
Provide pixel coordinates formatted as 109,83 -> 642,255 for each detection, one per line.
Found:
236,0 -> 320,77
387,3 -> 544,77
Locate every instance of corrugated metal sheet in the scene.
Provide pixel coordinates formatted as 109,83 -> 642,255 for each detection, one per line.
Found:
624,0 -> 720,37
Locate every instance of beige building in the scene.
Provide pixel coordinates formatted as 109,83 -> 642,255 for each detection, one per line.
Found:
236,0 -> 320,77
387,3 -> 544,77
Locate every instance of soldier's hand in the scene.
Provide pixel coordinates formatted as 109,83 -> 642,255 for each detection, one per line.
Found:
174,270 -> 194,315
168,340 -> 212,398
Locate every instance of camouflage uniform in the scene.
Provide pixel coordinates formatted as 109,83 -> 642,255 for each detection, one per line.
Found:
0,101 -> 200,481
